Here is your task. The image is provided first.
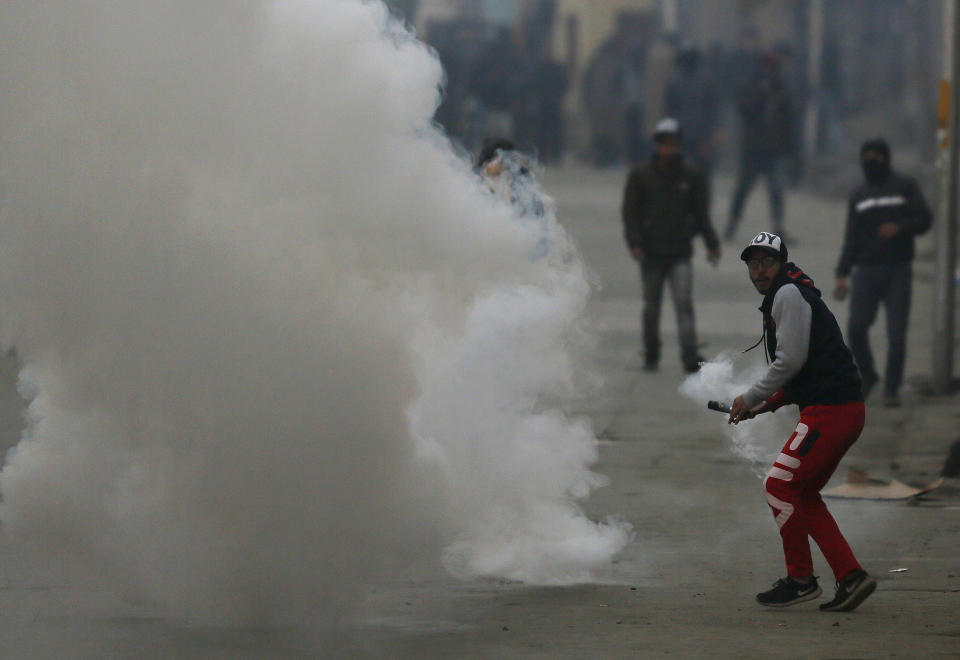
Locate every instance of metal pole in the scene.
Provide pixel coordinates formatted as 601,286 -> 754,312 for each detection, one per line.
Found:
804,0 -> 824,164
933,0 -> 959,394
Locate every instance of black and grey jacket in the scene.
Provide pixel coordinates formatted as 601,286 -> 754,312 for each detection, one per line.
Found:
742,263 -> 862,411
835,172 -> 932,277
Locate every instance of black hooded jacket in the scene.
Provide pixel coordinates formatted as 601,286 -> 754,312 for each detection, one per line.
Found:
755,263 -> 863,410
836,140 -> 932,277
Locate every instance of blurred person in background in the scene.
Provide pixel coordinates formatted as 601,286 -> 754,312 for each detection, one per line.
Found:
428,18 -> 488,149
513,43 -> 567,164
833,138 -> 932,408
512,3 -> 567,164
716,26 -> 761,164
666,43 -> 720,184
725,52 -> 796,242
621,118 -> 720,373
642,34 -> 678,156
723,26 -> 762,105
772,41 -> 806,186
582,21 -> 632,167
623,38 -> 649,165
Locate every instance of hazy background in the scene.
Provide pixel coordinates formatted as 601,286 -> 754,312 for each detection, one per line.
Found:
404,0 -> 941,189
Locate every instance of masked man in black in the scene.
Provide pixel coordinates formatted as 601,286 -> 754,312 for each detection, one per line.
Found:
834,138 -> 932,407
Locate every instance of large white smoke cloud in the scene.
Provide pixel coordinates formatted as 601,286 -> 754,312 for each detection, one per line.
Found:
0,0 -> 628,624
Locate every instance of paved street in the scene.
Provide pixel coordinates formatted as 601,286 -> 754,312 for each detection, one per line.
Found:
0,165 -> 957,658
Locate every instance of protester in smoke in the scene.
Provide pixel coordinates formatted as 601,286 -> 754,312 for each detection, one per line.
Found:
476,137 -> 538,211
476,137 -> 548,259
666,43 -> 720,182
621,118 -> 720,373
729,232 -> 876,612
725,53 -> 796,242
833,138 -> 932,407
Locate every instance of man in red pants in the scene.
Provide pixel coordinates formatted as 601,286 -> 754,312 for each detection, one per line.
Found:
728,232 -> 877,611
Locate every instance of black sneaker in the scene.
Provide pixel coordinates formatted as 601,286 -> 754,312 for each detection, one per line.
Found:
819,570 -> 876,612
756,576 -> 821,607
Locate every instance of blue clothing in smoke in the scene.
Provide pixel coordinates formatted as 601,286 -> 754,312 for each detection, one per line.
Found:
480,148 -> 549,261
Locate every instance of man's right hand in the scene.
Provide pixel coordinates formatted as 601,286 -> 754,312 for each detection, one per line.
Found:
728,396 -> 754,424
833,277 -> 849,301
630,246 -> 644,262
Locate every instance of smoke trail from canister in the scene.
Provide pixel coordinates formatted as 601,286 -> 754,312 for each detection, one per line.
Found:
0,0 -> 628,624
680,354 -> 793,475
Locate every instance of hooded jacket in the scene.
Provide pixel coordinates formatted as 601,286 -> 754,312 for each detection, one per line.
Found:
836,140 -> 932,277
743,262 -> 862,410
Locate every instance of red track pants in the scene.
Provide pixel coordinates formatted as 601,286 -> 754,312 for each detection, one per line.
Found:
763,401 -> 865,581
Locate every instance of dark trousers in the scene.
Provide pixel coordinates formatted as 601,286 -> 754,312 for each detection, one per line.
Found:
641,256 -> 698,366
727,151 -> 785,237
847,262 -> 912,396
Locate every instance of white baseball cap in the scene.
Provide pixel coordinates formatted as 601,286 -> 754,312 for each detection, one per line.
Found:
653,117 -> 682,140
740,231 -> 788,262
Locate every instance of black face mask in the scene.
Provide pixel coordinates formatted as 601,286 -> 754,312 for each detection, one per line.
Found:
862,159 -> 890,182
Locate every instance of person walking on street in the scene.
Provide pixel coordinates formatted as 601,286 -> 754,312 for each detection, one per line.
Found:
729,232 -> 876,612
725,54 -> 796,241
582,24 -> 630,167
622,118 -> 721,373
833,138 -> 932,407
